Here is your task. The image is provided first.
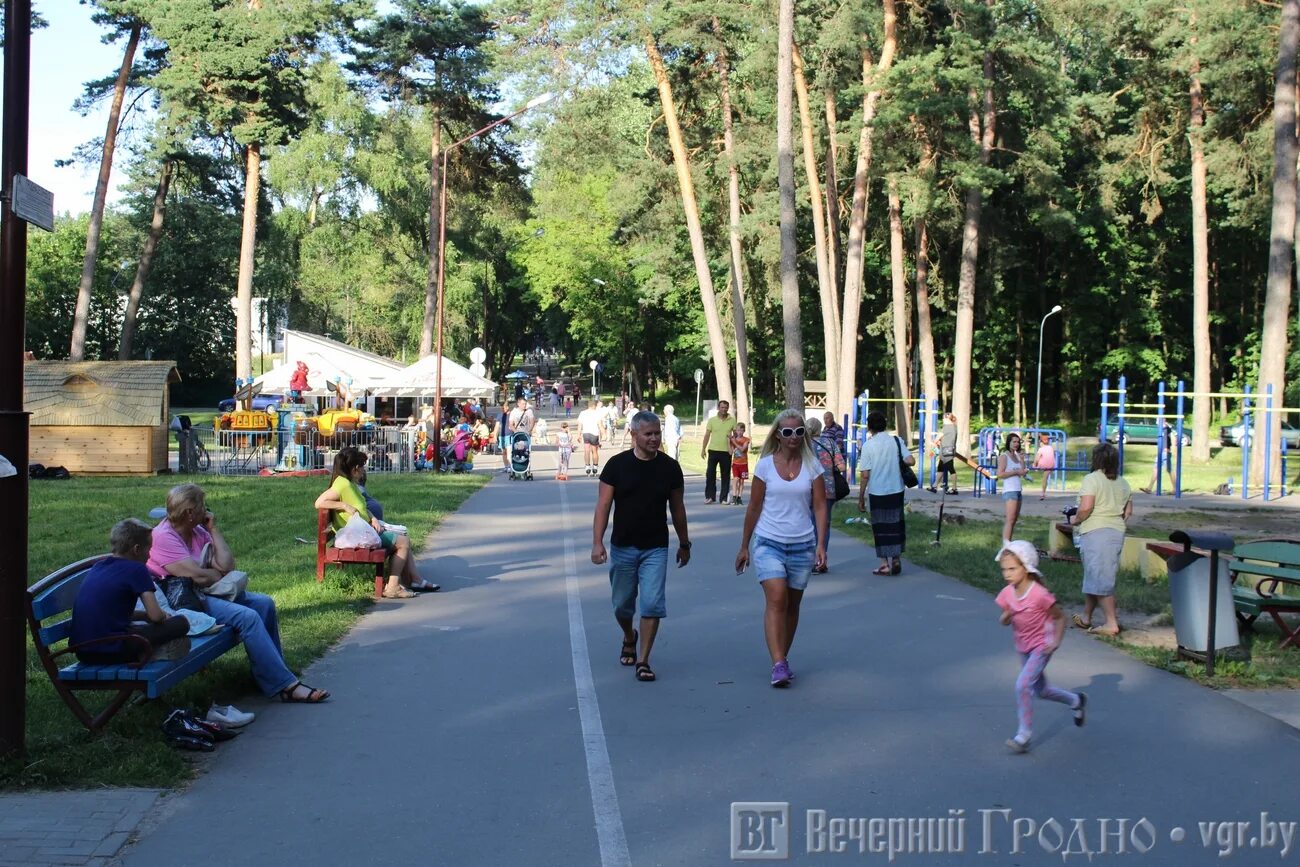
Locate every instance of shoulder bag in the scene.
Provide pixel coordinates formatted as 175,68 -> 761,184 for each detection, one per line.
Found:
895,436 -> 919,489
815,440 -> 852,501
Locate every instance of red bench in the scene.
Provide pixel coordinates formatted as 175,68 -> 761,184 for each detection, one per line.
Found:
316,509 -> 387,597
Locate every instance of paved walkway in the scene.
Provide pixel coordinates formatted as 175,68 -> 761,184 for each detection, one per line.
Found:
10,451 -> 1300,866
0,789 -> 158,865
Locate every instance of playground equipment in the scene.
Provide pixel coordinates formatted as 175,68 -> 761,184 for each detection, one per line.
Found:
1100,376 -> 1294,501
973,427 -> 1069,497
846,391 -> 939,479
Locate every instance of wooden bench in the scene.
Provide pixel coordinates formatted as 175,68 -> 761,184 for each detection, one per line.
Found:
1228,539 -> 1300,649
315,509 -> 387,597
27,555 -> 241,733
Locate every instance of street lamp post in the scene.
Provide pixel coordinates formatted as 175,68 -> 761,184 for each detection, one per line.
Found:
433,92 -> 552,462
1034,304 -> 1063,430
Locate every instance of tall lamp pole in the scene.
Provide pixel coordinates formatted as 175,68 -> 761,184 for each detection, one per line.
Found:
433,92 -> 552,459
1034,304 -> 1063,430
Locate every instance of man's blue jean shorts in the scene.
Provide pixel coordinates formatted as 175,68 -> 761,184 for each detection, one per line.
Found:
752,534 -> 816,591
609,545 -> 668,620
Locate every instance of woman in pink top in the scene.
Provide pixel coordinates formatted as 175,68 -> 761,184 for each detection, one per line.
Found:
994,541 -> 1085,753
1032,433 -> 1056,500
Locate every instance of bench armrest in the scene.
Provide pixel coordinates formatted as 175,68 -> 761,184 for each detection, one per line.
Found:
1256,576 -> 1300,599
51,633 -> 153,667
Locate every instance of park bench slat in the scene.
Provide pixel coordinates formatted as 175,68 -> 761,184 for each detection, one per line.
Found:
1227,540 -> 1300,650
29,556 -> 102,621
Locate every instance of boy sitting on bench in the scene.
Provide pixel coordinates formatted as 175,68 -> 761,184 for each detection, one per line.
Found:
71,519 -> 190,664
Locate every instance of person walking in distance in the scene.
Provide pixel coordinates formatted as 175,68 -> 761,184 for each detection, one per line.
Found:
1139,422 -> 1176,494
855,411 -> 916,575
995,541 -> 1086,754
1033,433 -> 1057,500
661,404 -> 682,460
700,400 -> 737,504
577,399 -> 604,475
735,409 -> 828,687
555,422 -> 573,480
592,411 -> 691,683
930,412 -> 960,494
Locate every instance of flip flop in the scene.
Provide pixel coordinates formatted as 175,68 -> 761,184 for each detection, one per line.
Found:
1087,625 -> 1121,637
382,587 -> 417,599
409,580 -> 441,593
1071,614 -> 1091,630
872,565 -> 892,576
620,630 -> 638,666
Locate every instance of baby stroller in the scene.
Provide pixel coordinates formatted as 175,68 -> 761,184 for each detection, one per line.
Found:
509,430 -> 534,480
440,427 -> 474,473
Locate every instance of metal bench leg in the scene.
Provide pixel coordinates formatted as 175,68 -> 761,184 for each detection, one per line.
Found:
1267,611 -> 1300,649
89,688 -> 139,733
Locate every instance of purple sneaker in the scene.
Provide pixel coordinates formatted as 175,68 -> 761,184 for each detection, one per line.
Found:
771,661 -> 791,688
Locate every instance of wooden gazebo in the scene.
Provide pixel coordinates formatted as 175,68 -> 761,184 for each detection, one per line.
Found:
24,361 -> 180,475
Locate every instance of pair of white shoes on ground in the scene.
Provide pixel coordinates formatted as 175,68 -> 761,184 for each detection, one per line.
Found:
206,704 -> 255,729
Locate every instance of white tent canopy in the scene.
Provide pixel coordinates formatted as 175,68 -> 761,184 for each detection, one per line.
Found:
371,354 -> 497,400
252,351 -> 380,397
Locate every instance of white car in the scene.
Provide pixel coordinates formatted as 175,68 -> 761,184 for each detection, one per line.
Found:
1219,420 -> 1300,449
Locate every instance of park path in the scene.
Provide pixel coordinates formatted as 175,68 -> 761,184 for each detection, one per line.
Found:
114,453 -> 1300,866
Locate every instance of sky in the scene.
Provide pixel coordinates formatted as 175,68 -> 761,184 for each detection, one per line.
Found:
7,4 -> 130,217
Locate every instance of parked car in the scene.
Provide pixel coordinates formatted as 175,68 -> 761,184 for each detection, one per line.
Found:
1219,420 -> 1300,449
1101,418 -> 1191,446
217,394 -> 287,413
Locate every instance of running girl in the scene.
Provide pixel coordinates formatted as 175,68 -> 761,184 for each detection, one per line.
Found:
1033,433 -> 1056,500
995,541 -> 1086,753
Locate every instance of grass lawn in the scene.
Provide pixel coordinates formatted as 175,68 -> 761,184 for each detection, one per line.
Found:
4,471 -> 487,790
833,504 -> 1300,688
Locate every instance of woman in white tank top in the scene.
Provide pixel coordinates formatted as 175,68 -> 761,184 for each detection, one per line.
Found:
997,432 -> 1029,542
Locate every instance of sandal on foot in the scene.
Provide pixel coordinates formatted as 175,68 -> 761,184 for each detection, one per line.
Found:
382,587 -> 417,599
280,682 -> 329,703
634,662 -> 656,682
890,559 -> 902,575
620,631 -> 638,666
409,580 -> 441,593
1071,614 -> 1091,630
872,565 -> 892,576
1087,625 -> 1121,637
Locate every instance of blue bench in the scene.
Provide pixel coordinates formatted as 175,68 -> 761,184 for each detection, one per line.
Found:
27,554 -> 241,732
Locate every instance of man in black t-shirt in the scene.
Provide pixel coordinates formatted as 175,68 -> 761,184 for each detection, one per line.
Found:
592,411 -> 691,683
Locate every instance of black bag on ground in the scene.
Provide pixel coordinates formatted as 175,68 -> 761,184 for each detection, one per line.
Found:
28,462 -> 46,479
895,437 -> 919,489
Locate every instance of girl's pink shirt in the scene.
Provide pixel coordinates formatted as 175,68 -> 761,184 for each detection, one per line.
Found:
1034,444 -> 1056,469
995,580 -> 1058,653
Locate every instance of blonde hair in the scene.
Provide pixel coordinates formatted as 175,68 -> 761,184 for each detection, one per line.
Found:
759,409 -> 822,473
165,484 -> 205,525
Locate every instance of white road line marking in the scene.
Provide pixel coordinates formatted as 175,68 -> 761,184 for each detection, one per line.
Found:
559,482 -> 632,867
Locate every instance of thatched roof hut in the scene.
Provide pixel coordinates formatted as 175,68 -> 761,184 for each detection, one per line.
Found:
25,361 -> 180,475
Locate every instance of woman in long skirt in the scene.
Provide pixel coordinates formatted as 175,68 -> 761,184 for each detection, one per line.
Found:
855,411 -> 915,575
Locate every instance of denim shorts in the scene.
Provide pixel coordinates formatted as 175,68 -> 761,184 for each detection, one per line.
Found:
751,535 -> 816,591
1002,490 -> 1023,502
609,545 -> 668,619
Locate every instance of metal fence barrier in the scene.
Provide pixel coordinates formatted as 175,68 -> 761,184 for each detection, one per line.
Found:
180,427 -> 462,476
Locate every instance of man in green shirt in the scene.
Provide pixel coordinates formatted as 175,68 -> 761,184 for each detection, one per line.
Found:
700,400 -> 737,504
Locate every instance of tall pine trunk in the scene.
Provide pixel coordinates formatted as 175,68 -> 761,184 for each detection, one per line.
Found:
888,180 -> 910,438
793,44 -> 838,406
915,219 -> 939,413
824,90 -> 842,311
69,22 -> 141,361
836,0 -> 897,417
1253,0 -> 1299,485
420,108 -> 443,357
951,10 -> 995,459
776,0 -> 804,407
646,36 -> 734,406
1190,16 -> 1213,462
714,21 -> 751,426
235,143 -> 262,380
118,157 -> 175,360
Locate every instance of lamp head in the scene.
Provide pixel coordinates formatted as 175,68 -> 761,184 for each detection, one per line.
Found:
1050,304 -> 1062,314
524,92 -> 554,110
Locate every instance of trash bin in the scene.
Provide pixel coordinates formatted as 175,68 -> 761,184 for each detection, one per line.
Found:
1166,530 -> 1239,673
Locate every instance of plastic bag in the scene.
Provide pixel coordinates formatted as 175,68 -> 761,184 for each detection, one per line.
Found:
334,512 -> 382,549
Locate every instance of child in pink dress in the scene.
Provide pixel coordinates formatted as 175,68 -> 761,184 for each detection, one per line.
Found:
995,541 -> 1086,753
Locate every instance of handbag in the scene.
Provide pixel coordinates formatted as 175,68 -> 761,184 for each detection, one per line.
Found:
204,570 -> 249,601
161,576 -> 207,612
816,441 -> 852,501
895,436 -> 919,489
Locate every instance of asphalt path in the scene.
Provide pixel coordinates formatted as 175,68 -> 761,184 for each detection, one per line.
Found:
120,454 -> 1300,866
